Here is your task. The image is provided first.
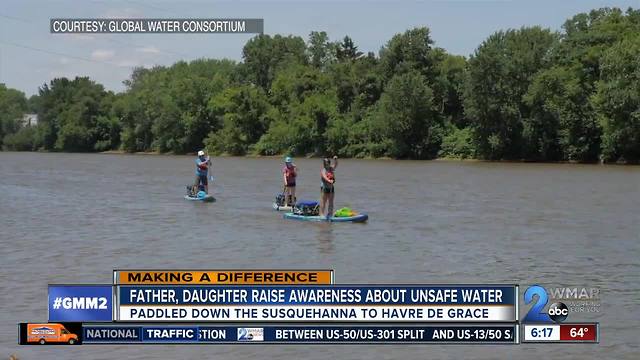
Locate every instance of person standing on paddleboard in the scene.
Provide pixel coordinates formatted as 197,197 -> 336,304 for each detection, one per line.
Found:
194,150 -> 211,194
320,156 -> 338,218
283,156 -> 297,206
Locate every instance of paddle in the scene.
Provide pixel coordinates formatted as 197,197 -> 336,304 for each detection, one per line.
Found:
204,152 -> 222,193
283,184 -> 290,207
204,151 -> 213,182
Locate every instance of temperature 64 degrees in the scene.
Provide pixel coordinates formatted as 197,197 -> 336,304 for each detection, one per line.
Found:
560,324 -> 597,342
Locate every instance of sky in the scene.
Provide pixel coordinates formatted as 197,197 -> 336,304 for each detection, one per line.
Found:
0,0 -> 638,96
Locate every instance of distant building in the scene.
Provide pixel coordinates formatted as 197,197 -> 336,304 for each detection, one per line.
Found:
22,113 -> 38,127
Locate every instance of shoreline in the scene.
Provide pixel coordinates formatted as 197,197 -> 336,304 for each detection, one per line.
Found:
2,149 -> 637,165
94,150 -> 640,165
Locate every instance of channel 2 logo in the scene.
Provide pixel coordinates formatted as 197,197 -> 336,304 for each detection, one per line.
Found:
237,328 -> 264,342
523,285 -> 568,323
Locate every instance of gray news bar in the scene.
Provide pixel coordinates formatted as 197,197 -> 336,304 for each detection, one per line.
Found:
50,18 -> 264,34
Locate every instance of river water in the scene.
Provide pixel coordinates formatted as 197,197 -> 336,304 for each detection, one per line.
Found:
1,152 -> 638,359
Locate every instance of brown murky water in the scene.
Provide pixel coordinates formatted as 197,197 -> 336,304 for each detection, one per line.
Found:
1,152 -> 638,359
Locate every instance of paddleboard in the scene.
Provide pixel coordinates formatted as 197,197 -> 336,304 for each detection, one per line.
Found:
184,194 -> 216,202
283,213 -> 368,223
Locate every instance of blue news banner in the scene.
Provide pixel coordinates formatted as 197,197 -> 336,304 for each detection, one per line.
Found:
82,324 -> 517,344
116,285 -> 517,322
118,285 -> 517,305
46,284 -> 518,344
46,285 -> 517,322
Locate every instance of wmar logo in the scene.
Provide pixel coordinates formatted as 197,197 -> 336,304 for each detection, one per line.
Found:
237,328 -> 264,342
523,285 -> 568,323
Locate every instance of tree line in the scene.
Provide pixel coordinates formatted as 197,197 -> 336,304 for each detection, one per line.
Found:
1,7 -> 638,163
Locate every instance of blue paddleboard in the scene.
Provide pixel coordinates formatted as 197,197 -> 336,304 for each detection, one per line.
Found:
184,194 -> 216,202
283,213 -> 368,223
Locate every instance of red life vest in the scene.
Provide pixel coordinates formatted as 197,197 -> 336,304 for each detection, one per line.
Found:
326,170 -> 334,181
322,168 -> 335,187
283,165 -> 296,182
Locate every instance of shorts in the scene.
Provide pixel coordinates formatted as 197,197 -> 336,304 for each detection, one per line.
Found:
286,182 -> 296,187
321,185 -> 334,194
195,174 -> 208,186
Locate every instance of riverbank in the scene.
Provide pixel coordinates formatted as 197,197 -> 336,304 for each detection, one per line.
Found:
2,149 -> 637,165
96,150 -> 637,165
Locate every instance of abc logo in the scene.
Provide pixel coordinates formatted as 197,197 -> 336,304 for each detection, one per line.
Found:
548,302 -> 568,322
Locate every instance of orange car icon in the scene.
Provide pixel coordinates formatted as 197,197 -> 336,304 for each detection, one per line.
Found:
27,323 -> 78,345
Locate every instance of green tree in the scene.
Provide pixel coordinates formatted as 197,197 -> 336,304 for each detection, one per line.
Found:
3,126 -> 37,151
328,53 -> 382,116
524,66 -> 601,161
379,27 -> 438,81
118,59 -> 236,153
433,53 -> 467,127
325,55 -> 382,157
269,64 -> 333,110
539,7 -> 640,161
0,84 -> 28,148
308,31 -> 336,69
380,28 -> 465,132
439,126 -> 474,159
594,36 -> 640,162
368,70 -> 442,159
242,34 -> 307,89
257,64 -> 337,156
27,94 -> 41,113
464,27 -> 558,160
205,85 -> 271,155
351,64 -> 383,116
256,94 -> 338,156
336,36 -> 362,62
35,77 -> 113,152
556,8 -> 640,85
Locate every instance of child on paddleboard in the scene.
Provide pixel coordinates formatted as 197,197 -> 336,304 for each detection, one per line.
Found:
320,156 -> 338,218
282,156 -> 297,206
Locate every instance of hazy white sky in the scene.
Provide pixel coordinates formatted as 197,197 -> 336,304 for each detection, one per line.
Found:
1,0 -> 637,96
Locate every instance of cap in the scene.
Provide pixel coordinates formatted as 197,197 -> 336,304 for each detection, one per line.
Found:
198,150 -> 205,156
285,157 -> 293,163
